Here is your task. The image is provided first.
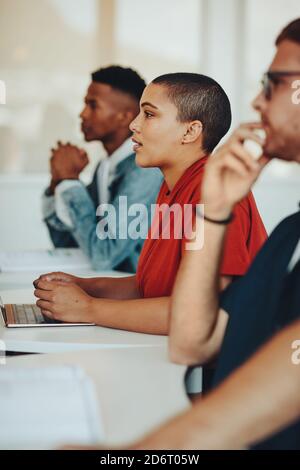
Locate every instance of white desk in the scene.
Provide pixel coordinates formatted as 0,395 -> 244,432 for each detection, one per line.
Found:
5,346 -> 190,446
0,271 -> 201,395
0,288 -> 166,353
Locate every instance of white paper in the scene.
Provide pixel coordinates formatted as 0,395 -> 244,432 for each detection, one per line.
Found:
0,365 -> 104,449
0,248 -> 91,272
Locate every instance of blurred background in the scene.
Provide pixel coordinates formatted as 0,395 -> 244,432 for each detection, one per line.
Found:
0,0 -> 299,250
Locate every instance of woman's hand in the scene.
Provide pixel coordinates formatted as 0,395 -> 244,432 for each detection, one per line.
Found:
34,280 -> 94,323
33,271 -> 88,291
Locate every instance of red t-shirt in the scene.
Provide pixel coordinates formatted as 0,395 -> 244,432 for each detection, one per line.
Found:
136,158 -> 267,298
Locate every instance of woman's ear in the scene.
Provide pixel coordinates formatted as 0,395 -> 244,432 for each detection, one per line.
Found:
181,121 -> 203,144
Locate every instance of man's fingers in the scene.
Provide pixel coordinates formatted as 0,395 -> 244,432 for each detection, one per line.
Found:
79,148 -> 88,158
239,122 -> 263,130
216,145 -> 260,178
230,128 -> 264,146
229,143 -> 260,172
258,154 -> 271,169
220,154 -> 250,178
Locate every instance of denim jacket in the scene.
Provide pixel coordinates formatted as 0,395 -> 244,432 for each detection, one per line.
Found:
42,153 -> 162,272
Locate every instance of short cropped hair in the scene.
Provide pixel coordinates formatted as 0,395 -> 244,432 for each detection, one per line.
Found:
276,18 -> 300,46
152,73 -> 232,153
91,65 -> 146,102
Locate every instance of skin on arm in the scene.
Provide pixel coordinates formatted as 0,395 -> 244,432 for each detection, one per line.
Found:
33,278 -> 171,335
34,272 -> 140,300
88,295 -> 170,335
81,275 -> 140,299
169,123 -> 270,366
170,221 -> 230,365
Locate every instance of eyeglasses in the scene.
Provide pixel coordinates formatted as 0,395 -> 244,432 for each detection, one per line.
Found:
261,71 -> 300,100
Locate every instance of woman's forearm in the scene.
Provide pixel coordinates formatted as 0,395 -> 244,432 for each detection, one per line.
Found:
79,275 -> 140,300
89,296 -> 170,334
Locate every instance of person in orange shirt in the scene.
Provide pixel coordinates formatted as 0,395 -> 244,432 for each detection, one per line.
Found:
33,73 -> 267,334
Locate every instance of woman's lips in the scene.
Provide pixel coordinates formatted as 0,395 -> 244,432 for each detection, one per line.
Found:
132,138 -> 143,152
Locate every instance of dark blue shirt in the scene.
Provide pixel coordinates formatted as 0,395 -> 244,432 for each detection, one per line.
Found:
214,210 -> 300,450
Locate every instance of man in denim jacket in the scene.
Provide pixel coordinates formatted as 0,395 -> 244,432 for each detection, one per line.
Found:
42,66 -> 162,273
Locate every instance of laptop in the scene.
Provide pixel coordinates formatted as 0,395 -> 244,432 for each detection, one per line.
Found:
0,297 -> 95,328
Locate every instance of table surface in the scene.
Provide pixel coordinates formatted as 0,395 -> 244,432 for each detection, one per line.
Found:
5,346 -> 190,446
0,267 -> 193,448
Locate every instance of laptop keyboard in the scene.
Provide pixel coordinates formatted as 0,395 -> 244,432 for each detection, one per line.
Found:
12,304 -> 61,324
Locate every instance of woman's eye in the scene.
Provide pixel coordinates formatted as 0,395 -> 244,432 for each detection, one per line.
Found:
144,111 -> 154,118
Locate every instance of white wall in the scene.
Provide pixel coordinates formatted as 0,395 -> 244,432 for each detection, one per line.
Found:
253,175 -> 300,234
0,0 -> 107,174
0,175 -> 51,250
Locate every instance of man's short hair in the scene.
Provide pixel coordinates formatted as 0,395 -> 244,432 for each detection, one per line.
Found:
152,73 -> 232,153
91,65 -> 146,102
276,18 -> 300,46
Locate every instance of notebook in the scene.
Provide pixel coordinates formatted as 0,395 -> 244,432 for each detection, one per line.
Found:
0,365 -> 104,449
